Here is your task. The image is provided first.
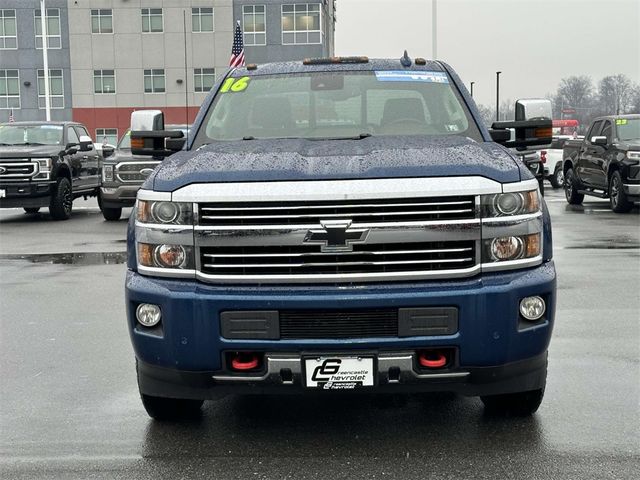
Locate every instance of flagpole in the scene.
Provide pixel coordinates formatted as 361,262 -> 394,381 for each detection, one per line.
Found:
40,0 -> 51,121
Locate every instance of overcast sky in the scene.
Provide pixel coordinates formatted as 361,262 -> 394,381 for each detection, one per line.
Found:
335,0 -> 640,107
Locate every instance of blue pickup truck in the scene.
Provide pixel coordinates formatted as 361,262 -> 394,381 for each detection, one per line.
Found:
125,56 -> 556,420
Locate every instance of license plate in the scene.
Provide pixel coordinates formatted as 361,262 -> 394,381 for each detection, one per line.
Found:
305,356 -> 375,390
0,189 -> 5,198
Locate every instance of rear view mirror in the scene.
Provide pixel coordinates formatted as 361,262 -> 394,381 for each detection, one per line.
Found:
491,98 -> 552,150
130,110 -> 184,157
591,136 -> 608,146
78,135 -> 93,152
102,145 -> 115,158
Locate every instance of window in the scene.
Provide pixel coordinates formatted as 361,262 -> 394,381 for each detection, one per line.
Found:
194,68 -> 216,92
96,128 -> 118,146
600,121 -> 612,143
94,70 -> 116,94
192,7 -> 213,32
37,69 -> 64,109
91,9 -> 113,34
67,126 -> 79,144
0,69 -> 20,109
587,120 -> 603,142
75,125 -> 91,140
34,8 -> 61,49
141,8 -> 163,33
144,69 -> 165,93
0,10 -> 17,49
243,5 -> 265,46
281,3 -> 322,45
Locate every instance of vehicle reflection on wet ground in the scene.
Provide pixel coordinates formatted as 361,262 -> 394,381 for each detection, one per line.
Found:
0,189 -> 638,479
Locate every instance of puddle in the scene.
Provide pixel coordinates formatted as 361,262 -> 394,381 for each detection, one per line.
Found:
0,252 -> 127,265
565,237 -> 640,250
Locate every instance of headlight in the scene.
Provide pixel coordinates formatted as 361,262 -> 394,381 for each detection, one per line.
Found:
482,190 -> 539,217
34,158 -> 51,171
627,151 -> 640,162
138,243 -> 194,269
483,233 -> 540,263
137,200 -> 193,225
103,164 -> 114,182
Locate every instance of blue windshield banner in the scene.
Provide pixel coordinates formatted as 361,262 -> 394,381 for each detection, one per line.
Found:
374,71 -> 449,83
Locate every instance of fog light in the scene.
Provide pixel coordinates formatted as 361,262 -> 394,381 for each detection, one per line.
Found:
520,296 -> 545,321
136,303 -> 162,327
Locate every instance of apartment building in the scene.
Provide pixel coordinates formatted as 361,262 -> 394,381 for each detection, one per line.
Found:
0,0 -> 72,123
2,0 -> 336,144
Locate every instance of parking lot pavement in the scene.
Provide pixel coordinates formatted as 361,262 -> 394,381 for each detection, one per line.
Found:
0,188 -> 638,479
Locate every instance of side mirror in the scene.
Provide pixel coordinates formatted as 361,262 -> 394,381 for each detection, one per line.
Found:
102,145 -> 115,158
491,98 -> 553,150
78,135 -> 93,152
591,136 -> 608,146
130,110 -> 184,157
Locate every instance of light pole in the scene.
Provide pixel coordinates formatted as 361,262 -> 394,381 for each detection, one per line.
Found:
432,0 -> 437,59
470,81 -> 475,98
495,71 -> 502,121
40,0 -> 51,121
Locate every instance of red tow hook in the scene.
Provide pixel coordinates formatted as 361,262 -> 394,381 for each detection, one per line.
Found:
418,351 -> 448,369
230,353 -> 260,371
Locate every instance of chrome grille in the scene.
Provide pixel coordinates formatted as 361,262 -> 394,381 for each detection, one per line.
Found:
198,195 -> 475,226
200,241 -> 475,276
115,162 -> 159,183
0,162 -> 36,180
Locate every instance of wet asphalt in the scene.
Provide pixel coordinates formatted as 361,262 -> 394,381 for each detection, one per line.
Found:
0,188 -> 638,480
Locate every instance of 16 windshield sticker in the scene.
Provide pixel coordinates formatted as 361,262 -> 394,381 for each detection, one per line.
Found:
374,71 -> 449,83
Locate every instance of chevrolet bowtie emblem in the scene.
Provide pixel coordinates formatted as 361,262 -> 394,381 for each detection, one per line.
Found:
304,220 -> 369,253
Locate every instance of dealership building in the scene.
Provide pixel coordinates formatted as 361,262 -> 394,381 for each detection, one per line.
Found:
0,0 -> 336,144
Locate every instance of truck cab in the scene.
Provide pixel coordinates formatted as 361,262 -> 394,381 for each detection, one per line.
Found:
124,56 -> 556,420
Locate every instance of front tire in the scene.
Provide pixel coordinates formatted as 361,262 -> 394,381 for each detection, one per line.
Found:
609,171 -> 633,213
481,388 -> 545,416
564,167 -> 584,205
140,393 -> 204,421
102,206 -> 122,221
24,207 -> 40,214
49,177 -> 73,220
550,167 -> 563,189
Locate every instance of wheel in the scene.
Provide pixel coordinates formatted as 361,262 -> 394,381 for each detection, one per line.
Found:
24,207 -> 40,214
609,171 -> 633,213
549,167 -> 563,189
49,177 -> 73,220
140,393 -> 204,421
102,206 -> 122,221
481,388 -> 545,416
564,167 -> 584,205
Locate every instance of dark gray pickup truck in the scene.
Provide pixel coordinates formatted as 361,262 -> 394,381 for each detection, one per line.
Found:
0,121 -> 110,220
563,114 -> 640,212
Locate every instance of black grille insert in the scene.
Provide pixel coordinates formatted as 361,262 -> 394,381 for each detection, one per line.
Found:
279,309 -> 398,339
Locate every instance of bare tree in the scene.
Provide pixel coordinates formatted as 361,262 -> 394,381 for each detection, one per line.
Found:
598,74 -> 635,115
475,104 -> 495,127
556,76 -> 594,111
629,85 -> 640,114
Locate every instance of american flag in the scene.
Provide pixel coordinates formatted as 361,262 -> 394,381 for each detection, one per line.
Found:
229,20 -> 245,68
8,109 -> 14,123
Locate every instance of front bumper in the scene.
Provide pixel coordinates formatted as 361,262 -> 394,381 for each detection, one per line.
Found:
0,181 -> 55,208
623,183 -> 640,202
127,261 -> 556,397
100,185 -> 141,208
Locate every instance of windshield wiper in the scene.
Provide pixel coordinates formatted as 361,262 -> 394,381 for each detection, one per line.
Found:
308,133 -> 373,141
13,142 -> 47,146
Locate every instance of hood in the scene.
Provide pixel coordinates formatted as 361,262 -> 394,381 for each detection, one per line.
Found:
151,135 -> 520,192
0,144 -> 60,159
618,140 -> 640,151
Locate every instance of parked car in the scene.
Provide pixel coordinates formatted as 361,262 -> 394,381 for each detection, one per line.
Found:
545,135 -> 582,189
0,121 -> 110,220
125,56 -> 556,420
563,115 -> 640,212
100,125 -> 190,221
518,150 -> 545,195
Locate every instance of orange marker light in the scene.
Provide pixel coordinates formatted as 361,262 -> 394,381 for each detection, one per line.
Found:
138,243 -> 154,267
525,233 -> 541,258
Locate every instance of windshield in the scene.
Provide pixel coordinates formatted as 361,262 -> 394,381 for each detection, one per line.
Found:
195,70 -> 480,145
0,124 -> 64,145
616,118 -> 640,141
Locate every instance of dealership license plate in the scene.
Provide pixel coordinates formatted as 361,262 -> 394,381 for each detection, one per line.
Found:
0,189 -> 5,198
305,356 -> 375,390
